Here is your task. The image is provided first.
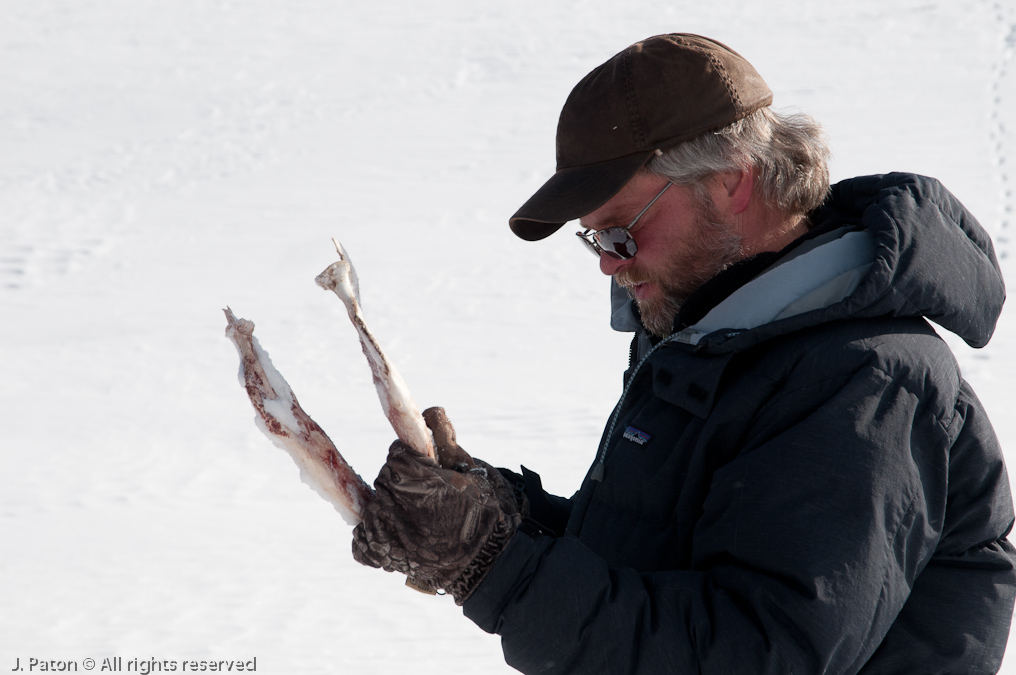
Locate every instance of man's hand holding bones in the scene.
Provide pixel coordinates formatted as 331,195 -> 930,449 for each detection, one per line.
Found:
352,407 -> 524,604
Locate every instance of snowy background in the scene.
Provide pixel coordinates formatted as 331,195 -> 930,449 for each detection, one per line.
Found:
2,1 -> 1015,673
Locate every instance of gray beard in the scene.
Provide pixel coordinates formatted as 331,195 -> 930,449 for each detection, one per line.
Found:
616,208 -> 744,339
633,289 -> 685,339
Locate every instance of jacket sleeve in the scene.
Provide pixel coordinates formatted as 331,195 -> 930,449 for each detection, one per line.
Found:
462,362 -> 973,675
495,466 -> 574,536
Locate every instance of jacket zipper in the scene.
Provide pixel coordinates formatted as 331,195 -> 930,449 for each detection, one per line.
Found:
591,333 -> 678,482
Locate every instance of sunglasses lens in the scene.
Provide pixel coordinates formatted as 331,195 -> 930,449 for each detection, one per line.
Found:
576,228 -> 637,259
595,230 -> 637,259
577,233 -> 602,257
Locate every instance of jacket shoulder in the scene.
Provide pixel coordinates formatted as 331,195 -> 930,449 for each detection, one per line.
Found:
741,315 -> 962,427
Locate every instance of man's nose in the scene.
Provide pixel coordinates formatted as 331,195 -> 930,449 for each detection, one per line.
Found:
599,251 -> 630,276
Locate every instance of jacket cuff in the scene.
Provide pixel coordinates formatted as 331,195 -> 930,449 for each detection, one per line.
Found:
461,519 -> 554,633
447,513 -> 519,605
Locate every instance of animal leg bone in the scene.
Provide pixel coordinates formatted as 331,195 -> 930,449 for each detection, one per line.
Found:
224,307 -> 373,525
315,239 -> 436,460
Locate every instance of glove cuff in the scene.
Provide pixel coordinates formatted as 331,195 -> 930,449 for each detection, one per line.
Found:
447,512 -> 520,605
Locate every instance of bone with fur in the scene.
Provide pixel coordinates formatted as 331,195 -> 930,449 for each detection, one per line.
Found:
224,307 -> 373,525
315,239 -> 436,460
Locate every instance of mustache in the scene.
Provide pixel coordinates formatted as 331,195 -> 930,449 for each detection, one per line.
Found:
614,266 -> 655,289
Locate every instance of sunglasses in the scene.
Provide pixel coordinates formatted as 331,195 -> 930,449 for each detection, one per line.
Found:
576,181 -> 673,259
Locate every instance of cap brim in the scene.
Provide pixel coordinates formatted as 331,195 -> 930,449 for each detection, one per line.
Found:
509,151 -> 655,241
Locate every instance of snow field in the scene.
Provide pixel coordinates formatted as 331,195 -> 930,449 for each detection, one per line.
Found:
2,1 -> 1015,672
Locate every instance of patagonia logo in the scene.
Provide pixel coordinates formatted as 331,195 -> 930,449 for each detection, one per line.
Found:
623,426 -> 652,446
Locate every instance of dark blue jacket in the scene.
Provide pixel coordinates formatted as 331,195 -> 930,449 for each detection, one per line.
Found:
465,174 -> 1016,674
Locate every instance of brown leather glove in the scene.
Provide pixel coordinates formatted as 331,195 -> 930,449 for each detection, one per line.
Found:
351,407 -> 520,604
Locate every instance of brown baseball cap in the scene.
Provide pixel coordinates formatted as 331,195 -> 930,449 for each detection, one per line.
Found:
509,34 -> 773,241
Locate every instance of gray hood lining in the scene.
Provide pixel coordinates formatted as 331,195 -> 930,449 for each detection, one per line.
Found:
610,228 -> 876,345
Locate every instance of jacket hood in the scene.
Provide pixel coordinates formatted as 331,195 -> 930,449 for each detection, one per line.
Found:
612,173 -> 1005,351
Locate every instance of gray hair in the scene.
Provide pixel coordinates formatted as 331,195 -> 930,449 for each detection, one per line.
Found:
644,107 -> 831,216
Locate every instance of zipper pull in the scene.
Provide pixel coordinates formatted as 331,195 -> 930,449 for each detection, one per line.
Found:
590,462 -> 605,482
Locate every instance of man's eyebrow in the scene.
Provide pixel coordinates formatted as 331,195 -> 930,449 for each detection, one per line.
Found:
580,210 -> 629,231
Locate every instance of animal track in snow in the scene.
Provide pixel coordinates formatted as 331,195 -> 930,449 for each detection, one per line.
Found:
0,187 -> 129,290
987,0 -> 1015,258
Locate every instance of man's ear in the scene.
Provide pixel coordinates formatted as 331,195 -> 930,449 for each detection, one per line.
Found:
711,167 -> 755,216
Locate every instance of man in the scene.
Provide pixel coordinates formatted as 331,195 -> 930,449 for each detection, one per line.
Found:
353,34 -> 1016,674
